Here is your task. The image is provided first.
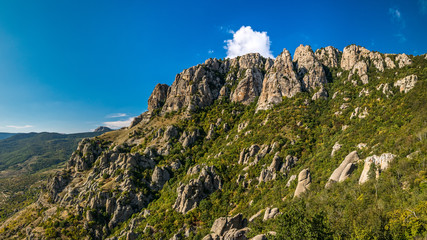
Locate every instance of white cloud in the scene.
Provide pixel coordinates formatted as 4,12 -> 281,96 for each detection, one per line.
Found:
103,117 -> 135,129
6,125 -> 33,129
224,26 -> 274,59
208,50 -> 214,54
106,113 -> 127,118
389,8 -> 405,28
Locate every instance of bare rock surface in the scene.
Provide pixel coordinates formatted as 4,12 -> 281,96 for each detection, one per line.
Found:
359,153 -> 396,184
173,165 -> 222,214
394,74 -> 418,93
294,168 -> 311,198
294,44 -> 327,91
314,46 -> 341,68
256,49 -> 301,111
148,83 -> 169,112
326,151 -> 359,188
203,214 -> 248,240
331,142 -> 342,157
396,53 -> 412,68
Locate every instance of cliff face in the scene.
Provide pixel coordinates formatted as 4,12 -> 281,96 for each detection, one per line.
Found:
2,44 -> 426,240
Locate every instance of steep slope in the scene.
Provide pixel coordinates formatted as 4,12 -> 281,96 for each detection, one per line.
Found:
1,45 -> 426,240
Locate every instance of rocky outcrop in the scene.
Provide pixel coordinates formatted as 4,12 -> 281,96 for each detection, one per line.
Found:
256,49 -> 301,111
341,45 -> 386,72
396,54 -> 412,68
129,111 -> 151,128
385,56 -> 396,69
331,142 -> 342,157
294,168 -> 311,198
151,166 -> 170,191
162,59 -> 227,113
279,155 -> 298,173
326,151 -> 359,188
314,46 -> 341,68
341,45 -> 371,71
294,44 -> 327,91
359,153 -> 396,184
348,60 -> 369,85
263,207 -> 280,221
286,175 -> 297,187
230,53 -> 270,105
311,87 -> 328,100
67,138 -> 104,172
179,129 -> 200,148
173,165 -> 221,214
239,144 -> 260,165
350,107 -> 368,119
230,68 -> 264,105
394,74 -> 418,93
202,214 -> 248,240
148,83 -> 170,112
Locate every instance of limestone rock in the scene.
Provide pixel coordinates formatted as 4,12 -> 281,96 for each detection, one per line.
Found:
230,68 -> 264,105
326,151 -> 359,188
385,56 -> 396,69
263,207 -> 280,221
348,61 -> 369,85
396,53 -> 412,68
258,168 -> 276,183
67,138 -> 104,172
394,74 -> 418,93
256,49 -> 301,111
163,125 -> 179,141
239,144 -> 260,165
311,87 -> 328,100
294,44 -> 327,91
350,107 -> 369,119
203,214 -> 248,240
161,59 -> 227,114
331,142 -> 342,157
129,112 -> 151,128
376,83 -> 393,97
179,130 -> 200,148
294,168 -> 311,198
151,166 -> 170,191
359,153 -> 396,184
279,155 -> 298,173
148,83 -> 169,112
211,214 -> 246,236
286,175 -> 297,187
173,166 -> 221,214
314,46 -> 341,68
251,234 -> 268,240
341,45 -> 371,71
268,152 -> 282,171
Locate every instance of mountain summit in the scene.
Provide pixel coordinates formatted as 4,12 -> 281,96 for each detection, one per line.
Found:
1,44 -> 426,239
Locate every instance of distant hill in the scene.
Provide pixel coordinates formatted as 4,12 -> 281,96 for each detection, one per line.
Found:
0,131 -> 108,177
0,130 -> 111,221
94,126 -> 113,132
0,133 -> 16,140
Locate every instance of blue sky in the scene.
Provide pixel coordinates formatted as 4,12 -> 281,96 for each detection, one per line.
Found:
0,0 -> 426,133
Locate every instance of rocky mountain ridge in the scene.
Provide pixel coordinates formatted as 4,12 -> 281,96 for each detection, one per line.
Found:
1,44 -> 426,240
